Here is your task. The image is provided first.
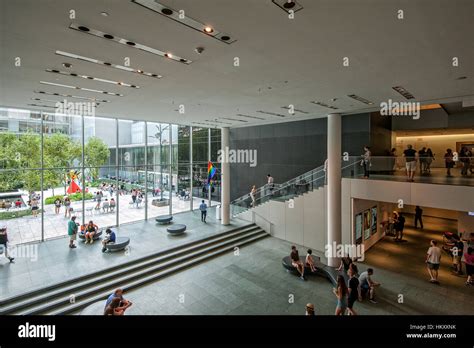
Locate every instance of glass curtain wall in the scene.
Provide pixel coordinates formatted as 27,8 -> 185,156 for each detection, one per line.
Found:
0,106 -> 220,245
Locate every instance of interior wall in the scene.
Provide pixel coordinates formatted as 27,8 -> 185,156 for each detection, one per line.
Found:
395,133 -> 474,168
458,212 -> 474,234
229,113 -> 370,200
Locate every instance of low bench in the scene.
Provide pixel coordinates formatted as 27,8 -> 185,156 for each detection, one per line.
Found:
167,224 -> 186,235
282,255 -> 348,286
105,237 -> 130,252
282,255 -> 320,274
79,230 -> 103,241
156,215 -> 173,224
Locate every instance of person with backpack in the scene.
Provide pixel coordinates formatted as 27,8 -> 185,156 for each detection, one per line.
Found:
0,225 -> 15,263
199,200 -> 208,223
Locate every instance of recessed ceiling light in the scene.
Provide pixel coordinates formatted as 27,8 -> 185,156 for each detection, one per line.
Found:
347,94 -> 375,105
236,113 -> 266,120
457,76 -> 467,80
103,34 -> 114,39
40,81 -> 124,96
69,23 -> 192,64
100,11 -> 109,17
62,62 -> 73,68
310,101 -> 339,110
256,110 -> 287,118
78,26 -> 90,32
46,69 -> 139,88
165,53 -> 172,58
131,0 -> 236,44
392,86 -> 415,100
55,51 -> 163,79
272,0 -> 303,13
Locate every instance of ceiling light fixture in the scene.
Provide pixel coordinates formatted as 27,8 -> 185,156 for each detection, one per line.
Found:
31,97 -> 99,107
392,86 -> 415,100
272,0 -> 303,14
236,113 -> 266,120
28,104 -> 57,109
256,110 -> 287,117
46,69 -> 139,88
69,23 -> 192,64
220,117 -> 248,123
281,106 -> 309,114
40,81 -> 124,96
347,94 -> 374,105
101,11 -> 109,17
34,90 -> 109,102
131,0 -> 236,44
310,101 -> 339,110
56,51 -> 163,79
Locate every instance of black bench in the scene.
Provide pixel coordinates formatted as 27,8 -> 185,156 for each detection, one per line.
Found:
104,237 -> 130,252
79,230 -> 103,241
155,215 -> 173,224
282,256 -> 348,286
167,224 -> 186,235
282,255 -> 320,274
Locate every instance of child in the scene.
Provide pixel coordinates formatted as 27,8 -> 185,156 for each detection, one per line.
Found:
305,249 -> 317,273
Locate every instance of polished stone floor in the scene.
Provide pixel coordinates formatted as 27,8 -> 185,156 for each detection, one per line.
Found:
0,207 -> 248,300
88,216 -> 473,316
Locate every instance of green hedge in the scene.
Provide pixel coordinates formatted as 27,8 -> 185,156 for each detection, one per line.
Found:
0,209 -> 42,220
44,192 -> 94,205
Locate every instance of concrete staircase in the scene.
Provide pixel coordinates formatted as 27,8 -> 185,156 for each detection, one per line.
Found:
0,224 -> 268,315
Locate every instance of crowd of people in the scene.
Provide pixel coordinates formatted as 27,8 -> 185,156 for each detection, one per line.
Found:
298,246 -> 381,316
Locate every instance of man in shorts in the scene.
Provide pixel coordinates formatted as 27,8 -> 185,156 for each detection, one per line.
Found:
68,216 -> 78,249
426,240 -> 442,283
403,144 -> 418,182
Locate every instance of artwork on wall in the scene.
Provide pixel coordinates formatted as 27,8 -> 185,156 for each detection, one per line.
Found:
363,210 -> 371,240
355,213 -> 363,244
371,206 -> 377,235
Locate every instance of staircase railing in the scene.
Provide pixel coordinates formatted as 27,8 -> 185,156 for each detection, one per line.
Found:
231,158 -> 360,216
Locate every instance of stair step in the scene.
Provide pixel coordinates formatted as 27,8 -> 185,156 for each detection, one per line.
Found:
43,231 -> 268,315
0,223 -> 256,308
5,227 -> 268,315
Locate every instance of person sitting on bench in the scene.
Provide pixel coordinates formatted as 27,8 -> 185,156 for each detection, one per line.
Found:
359,268 -> 380,304
109,198 -> 116,212
290,246 -> 305,280
102,228 -> 116,252
337,254 -> 353,273
305,249 -> 317,272
84,220 -> 99,244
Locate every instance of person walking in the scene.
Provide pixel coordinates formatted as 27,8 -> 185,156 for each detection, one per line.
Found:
267,174 -> 274,196
426,240 -> 442,284
250,185 -> 256,207
333,275 -> 348,315
414,206 -> 423,229
463,247 -> 474,286
68,216 -> 78,249
199,200 -> 207,223
347,266 -> 360,315
403,144 -> 417,182
64,197 -> 71,218
394,213 -> 405,241
54,197 -> 62,215
361,146 -> 371,178
444,149 -> 455,177
460,146 -> 471,176
0,225 -> 15,263
426,148 -> 434,173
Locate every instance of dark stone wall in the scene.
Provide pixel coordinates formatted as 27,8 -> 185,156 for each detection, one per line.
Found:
229,113 -> 370,200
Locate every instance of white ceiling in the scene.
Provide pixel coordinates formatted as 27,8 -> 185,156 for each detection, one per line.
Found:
1,0 -> 473,128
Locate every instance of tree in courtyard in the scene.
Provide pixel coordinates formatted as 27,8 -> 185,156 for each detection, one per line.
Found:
84,137 -> 110,182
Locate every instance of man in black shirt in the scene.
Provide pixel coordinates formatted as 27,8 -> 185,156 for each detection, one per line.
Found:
0,225 -> 15,263
347,266 -> 360,315
414,206 -> 423,229
403,144 -> 418,182
395,213 -> 406,241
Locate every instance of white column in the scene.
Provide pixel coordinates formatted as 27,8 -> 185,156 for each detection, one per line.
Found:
327,113 -> 342,267
221,127 -> 230,225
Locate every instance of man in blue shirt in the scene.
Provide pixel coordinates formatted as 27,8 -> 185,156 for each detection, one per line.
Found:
104,288 -> 132,311
199,200 -> 207,223
101,228 -> 116,253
